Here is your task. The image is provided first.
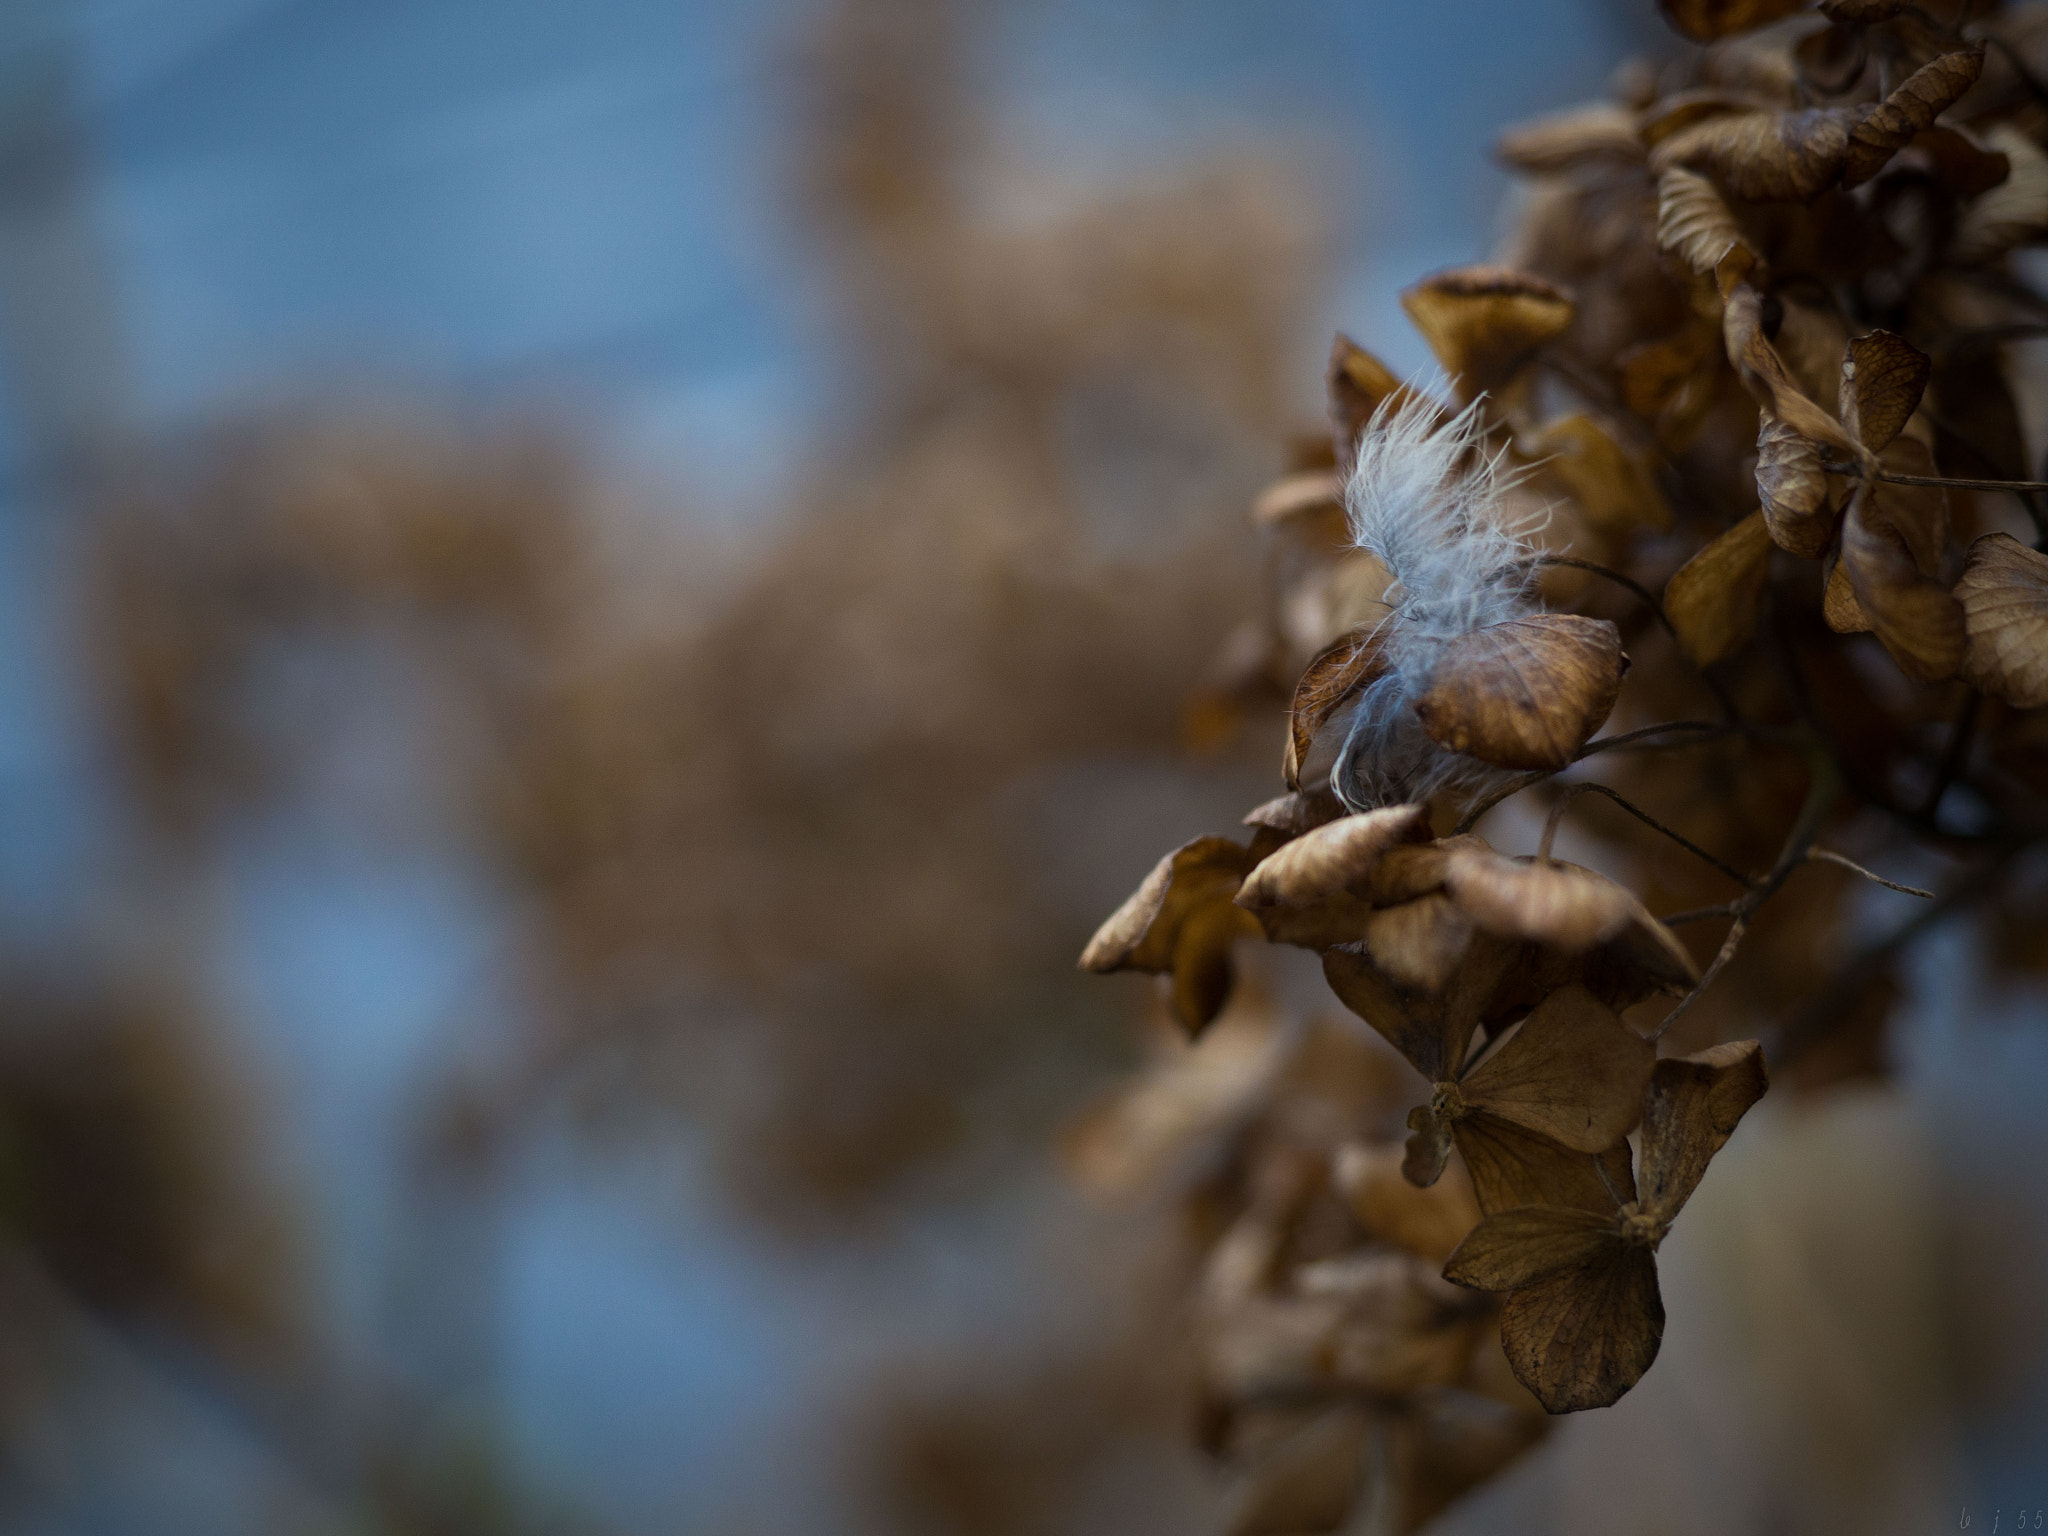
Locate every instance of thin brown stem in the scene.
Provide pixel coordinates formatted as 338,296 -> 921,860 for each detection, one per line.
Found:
1820,459 -> 2048,494
1454,720 -> 1749,834
1543,780 -> 1754,888
1804,848 -> 1934,898
1652,741 -> 1841,1040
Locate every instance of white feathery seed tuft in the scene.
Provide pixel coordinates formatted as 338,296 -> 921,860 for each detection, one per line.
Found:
1331,392 -> 1546,810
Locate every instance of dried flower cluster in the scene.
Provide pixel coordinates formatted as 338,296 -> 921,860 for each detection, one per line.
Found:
1080,0 -> 2048,1524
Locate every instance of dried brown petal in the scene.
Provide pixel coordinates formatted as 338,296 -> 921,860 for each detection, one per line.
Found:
1840,330 -> 1929,454
1445,847 -> 1658,956
1756,411 -> 1834,557
1618,325 -> 1724,452
1242,790 -> 1347,843
1237,804 -> 1433,950
1237,805 -> 1432,909
1498,1246 -> 1663,1412
1363,892 -> 1480,992
1284,625 -> 1391,791
1657,0 -> 1811,42
1329,334 -> 1438,450
1454,1118 -> 1638,1217
1822,540 -> 1870,633
1460,984 -> 1654,1153
1839,478 -> 1965,681
1955,532 -> 2048,708
1664,509 -> 1774,667
1638,1039 -> 1768,1221
1337,1141 -> 1480,1263
1530,415 -> 1674,536
1404,1101 -> 1457,1188
1496,104 -> 1644,175
1656,166 -> 1761,281
1652,106 -> 1857,203
1400,266 -> 1574,401
1251,468 -> 1344,529
1722,285 -> 1858,452
1840,47 -> 1984,188
1442,1204 -> 1617,1291
1080,837 -> 1262,1033
1322,940 -> 1520,1084
1414,616 -> 1626,772
1365,841 -> 1457,906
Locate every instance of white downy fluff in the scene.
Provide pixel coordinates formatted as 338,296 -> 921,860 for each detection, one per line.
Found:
1331,392 -> 1544,810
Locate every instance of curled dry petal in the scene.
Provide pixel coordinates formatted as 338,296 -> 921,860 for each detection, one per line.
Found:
1656,166 -> 1761,281
1414,615 -> 1628,772
1722,285 -> 1858,454
1400,265 -> 1575,401
1664,509 -> 1775,667
1079,837 -> 1262,1033
1237,804 -> 1432,911
1441,848 -> 1698,997
1242,789 -> 1347,843
1637,1039 -> 1769,1221
1651,48 -> 1982,201
1839,47 -> 1985,188
1755,412 -> 1834,557
1496,103 -> 1643,175
1955,533 -> 2048,708
1840,330 -> 1930,454
1656,0 -> 1811,42
1284,624 -> 1391,791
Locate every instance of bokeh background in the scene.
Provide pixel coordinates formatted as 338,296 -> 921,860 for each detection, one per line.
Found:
0,0 -> 2044,1532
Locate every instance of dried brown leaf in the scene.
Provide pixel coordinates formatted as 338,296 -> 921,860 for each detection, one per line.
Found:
1652,106 -> 1857,203
1956,532 -> 2048,708
1664,509 -> 1775,666
1237,804 -> 1433,950
1363,892 -> 1480,992
1400,266 -> 1575,401
1336,1141 -> 1480,1263
1414,615 -> 1627,771
1637,1039 -> 1768,1220
1403,1101 -> 1457,1188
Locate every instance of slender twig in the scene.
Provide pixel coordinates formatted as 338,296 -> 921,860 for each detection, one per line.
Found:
1652,741 -> 1841,1039
1659,902 -> 1742,926
1770,841 -> 2034,1067
1819,459 -> 2048,494
1921,691 -> 1982,819
1455,720 -> 1751,833
1804,847 -> 1935,897
1539,780 -> 1755,888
